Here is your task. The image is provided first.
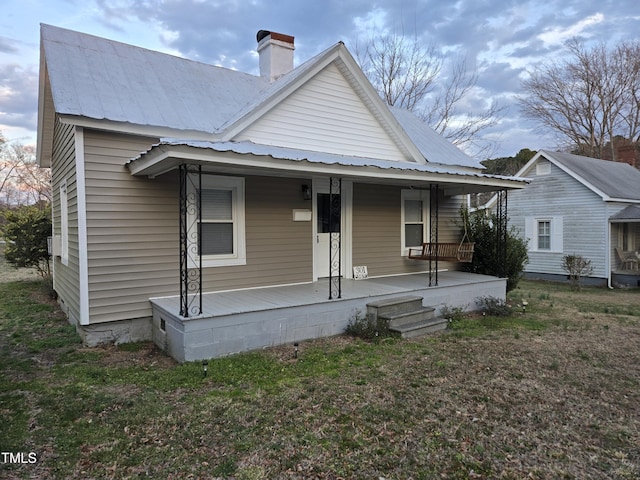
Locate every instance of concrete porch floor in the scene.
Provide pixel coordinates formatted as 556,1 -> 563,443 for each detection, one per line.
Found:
150,271 -> 506,362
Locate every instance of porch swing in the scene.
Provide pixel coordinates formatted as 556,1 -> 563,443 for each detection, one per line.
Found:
408,223 -> 475,263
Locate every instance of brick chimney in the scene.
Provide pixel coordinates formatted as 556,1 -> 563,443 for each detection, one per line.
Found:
256,30 -> 295,81
616,144 -> 638,168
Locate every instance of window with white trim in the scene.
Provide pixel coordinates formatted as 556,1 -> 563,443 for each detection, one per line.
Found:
537,220 -> 551,250
190,175 -> 246,267
401,190 -> 429,254
60,180 -> 69,265
525,216 -> 563,252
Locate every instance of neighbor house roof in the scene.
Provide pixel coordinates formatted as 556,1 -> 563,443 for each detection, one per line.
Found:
610,205 -> 640,222
530,151 -> 640,202
482,149 -> 640,210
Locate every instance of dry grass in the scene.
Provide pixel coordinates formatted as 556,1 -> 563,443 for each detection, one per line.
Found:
0,242 -> 40,283
1,274 -> 639,479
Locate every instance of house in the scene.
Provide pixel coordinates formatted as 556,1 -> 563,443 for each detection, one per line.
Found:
37,25 -> 527,361
505,150 -> 640,287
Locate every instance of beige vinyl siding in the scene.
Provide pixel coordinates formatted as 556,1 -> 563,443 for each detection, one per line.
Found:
201,176 -> 313,291
82,130 -> 175,323
236,63 -> 408,162
83,129 -> 313,322
51,119 -> 81,323
352,184 -> 465,276
438,194 -> 467,244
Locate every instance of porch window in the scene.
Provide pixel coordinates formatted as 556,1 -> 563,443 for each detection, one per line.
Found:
191,175 -> 246,267
401,190 -> 428,254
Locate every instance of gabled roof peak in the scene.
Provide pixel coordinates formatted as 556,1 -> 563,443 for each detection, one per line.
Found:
529,150 -> 640,202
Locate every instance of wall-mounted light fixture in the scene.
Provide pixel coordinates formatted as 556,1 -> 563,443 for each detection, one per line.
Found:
302,184 -> 311,200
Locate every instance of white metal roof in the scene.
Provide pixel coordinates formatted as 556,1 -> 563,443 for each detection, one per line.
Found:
390,107 -> 482,169
41,24 -> 488,171
128,139 -> 528,194
41,24 -> 271,133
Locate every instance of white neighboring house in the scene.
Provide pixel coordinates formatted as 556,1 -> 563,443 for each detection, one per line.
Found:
37,25 -> 527,360
503,150 -> 640,287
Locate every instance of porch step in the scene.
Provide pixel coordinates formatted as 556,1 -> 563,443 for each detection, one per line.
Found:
366,295 -> 424,319
382,307 -> 436,328
388,316 -> 449,338
367,296 -> 447,339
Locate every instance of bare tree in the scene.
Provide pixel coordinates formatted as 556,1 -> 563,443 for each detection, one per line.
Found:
357,33 -> 504,158
519,39 -> 640,160
357,34 -> 442,111
0,141 -> 51,208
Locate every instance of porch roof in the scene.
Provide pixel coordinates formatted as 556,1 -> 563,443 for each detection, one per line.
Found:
610,205 -> 640,222
127,139 -> 529,195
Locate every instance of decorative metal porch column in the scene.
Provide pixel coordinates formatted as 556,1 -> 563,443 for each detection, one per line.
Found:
179,164 -> 203,317
495,189 -> 508,279
328,177 -> 342,299
429,184 -> 440,287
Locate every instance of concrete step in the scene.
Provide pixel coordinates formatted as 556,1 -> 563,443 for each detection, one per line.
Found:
389,317 -> 448,339
366,295 -> 424,319
381,307 -> 436,328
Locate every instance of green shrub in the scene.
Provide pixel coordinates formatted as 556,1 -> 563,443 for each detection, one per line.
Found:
459,206 -> 529,292
3,205 -> 52,282
345,310 -> 393,341
476,296 -> 512,317
440,304 -> 467,328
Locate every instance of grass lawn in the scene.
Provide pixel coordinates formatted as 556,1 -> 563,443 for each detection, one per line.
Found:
1,266 -> 639,479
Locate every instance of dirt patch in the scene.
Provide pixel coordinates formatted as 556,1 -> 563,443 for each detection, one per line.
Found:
77,341 -> 178,369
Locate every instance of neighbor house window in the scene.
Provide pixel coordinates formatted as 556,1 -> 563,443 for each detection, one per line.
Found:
537,220 -> 551,250
525,216 -> 563,252
190,175 -> 246,267
401,190 -> 428,253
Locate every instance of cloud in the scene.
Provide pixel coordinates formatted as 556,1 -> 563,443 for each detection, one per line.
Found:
538,13 -> 604,46
0,36 -> 20,54
0,64 -> 39,132
477,62 -> 525,94
4,0 -> 640,157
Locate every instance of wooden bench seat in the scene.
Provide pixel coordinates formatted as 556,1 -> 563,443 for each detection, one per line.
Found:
408,242 -> 475,263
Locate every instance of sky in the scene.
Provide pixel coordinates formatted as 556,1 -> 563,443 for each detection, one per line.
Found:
1,0 -> 639,160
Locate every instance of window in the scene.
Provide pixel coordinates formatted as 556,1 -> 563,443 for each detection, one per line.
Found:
525,216 -> 563,252
60,180 -> 69,265
401,190 -> 428,253
537,220 -> 551,250
190,175 -> 245,267
199,189 -> 234,255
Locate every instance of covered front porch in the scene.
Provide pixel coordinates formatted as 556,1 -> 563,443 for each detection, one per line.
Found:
128,140 -> 527,361
610,205 -> 640,288
150,270 -> 506,361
